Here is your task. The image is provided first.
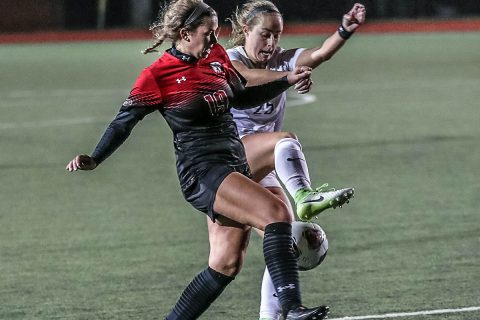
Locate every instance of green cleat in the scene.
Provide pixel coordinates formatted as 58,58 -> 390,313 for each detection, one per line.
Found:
295,183 -> 354,221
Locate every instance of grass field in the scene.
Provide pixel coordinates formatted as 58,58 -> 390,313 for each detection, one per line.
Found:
1,32 -> 479,319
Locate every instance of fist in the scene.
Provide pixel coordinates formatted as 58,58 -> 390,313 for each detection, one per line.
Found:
343,3 -> 366,32
66,154 -> 97,172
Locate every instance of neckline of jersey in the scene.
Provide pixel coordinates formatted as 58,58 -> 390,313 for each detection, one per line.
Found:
167,46 -> 198,64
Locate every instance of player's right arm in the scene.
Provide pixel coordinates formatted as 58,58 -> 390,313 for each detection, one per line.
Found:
66,105 -> 155,172
66,70 -> 161,172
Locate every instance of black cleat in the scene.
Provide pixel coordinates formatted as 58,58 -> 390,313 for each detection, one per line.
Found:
285,306 -> 329,320
285,305 -> 329,320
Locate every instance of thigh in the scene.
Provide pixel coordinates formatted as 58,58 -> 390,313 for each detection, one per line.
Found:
213,172 -> 292,230
241,132 -> 295,182
180,164 -> 251,221
207,217 -> 251,276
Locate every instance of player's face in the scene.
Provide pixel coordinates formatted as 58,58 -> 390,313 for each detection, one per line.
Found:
244,13 -> 283,67
186,16 -> 219,59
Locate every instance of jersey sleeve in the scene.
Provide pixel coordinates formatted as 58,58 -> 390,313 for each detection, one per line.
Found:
274,47 -> 306,71
226,47 -> 244,62
123,68 -> 163,109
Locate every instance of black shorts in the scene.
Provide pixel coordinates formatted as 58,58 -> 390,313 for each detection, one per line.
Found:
180,163 -> 251,221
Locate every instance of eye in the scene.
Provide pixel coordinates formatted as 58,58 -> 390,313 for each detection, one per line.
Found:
261,32 -> 270,39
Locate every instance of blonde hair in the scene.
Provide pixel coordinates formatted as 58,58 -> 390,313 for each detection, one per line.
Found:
143,0 -> 217,54
229,0 -> 282,47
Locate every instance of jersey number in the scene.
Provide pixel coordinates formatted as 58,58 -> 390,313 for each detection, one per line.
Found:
253,102 -> 275,115
204,90 -> 229,116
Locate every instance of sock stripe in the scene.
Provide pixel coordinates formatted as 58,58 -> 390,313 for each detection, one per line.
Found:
263,222 -> 301,314
166,267 -> 234,320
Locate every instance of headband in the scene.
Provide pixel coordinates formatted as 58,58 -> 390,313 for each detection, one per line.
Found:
245,5 -> 279,24
184,2 -> 212,26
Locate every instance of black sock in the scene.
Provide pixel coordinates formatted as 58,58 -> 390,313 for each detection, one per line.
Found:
263,222 -> 301,314
165,267 -> 234,320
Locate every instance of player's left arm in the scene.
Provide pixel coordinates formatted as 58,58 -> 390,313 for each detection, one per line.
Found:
230,60 -> 289,87
230,60 -> 311,94
231,66 -> 311,109
295,3 -> 366,69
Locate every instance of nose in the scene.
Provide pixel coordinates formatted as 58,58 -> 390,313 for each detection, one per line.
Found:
266,34 -> 274,45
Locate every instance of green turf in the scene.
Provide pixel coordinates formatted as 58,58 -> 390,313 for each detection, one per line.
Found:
1,33 -> 479,319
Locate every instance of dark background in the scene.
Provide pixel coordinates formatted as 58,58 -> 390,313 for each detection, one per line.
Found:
1,0 -> 479,32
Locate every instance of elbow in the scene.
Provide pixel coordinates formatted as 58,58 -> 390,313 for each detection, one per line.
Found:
322,54 -> 333,62
307,55 -> 329,69
109,122 -> 133,138
317,53 -> 332,64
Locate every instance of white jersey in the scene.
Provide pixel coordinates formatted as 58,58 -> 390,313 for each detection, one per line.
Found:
227,46 -> 305,136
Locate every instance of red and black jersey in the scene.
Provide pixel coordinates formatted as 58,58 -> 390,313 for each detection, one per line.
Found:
91,43 -> 291,184
124,44 -> 248,179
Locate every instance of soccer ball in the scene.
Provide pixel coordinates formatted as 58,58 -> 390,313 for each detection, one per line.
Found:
292,221 -> 329,271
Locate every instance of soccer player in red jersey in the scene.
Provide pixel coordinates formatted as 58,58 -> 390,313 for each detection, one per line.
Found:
66,1 -> 329,319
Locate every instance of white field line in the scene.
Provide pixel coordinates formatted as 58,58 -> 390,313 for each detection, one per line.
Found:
3,76 -> 474,129
3,77 -> 477,102
0,90 -> 315,130
287,92 -> 317,107
1,76 -> 477,106
0,88 -> 126,108
3,88 -> 125,99
1,88 -> 312,108
329,306 -> 480,320
0,117 -> 108,130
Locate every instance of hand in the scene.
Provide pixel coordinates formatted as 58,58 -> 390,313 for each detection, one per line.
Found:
286,66 -> 312,86
294,78 -> 313,94
342,3 -> 366,32
66,154 -> 97,172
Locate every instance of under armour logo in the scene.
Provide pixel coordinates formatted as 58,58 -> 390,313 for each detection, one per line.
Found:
176,76 -> 187,84
277,284 -> 296,292
181,55 -> 191,61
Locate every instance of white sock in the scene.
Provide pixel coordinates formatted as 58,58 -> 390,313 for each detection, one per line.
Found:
274,138 -> 312,198
259,267 -> 282,320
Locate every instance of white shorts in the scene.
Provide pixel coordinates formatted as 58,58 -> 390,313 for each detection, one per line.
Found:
259,171 -> 282,188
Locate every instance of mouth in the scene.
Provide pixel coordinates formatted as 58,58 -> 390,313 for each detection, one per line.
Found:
259,49 -> 273,59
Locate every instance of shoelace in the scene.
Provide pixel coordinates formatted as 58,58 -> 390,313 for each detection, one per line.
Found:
315,183 -> 336,193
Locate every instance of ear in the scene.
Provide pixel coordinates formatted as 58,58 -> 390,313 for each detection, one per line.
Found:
242,25 -> 249,36
180,28 -> 190,42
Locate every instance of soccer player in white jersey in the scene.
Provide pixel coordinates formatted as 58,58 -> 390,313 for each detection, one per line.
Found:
227,2 -> 366,319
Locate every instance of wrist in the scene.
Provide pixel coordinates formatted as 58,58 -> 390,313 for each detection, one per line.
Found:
90,155 -> 101,167
338,24 -> 354,40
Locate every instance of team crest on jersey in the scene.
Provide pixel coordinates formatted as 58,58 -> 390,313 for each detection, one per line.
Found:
209,62 -> 224,74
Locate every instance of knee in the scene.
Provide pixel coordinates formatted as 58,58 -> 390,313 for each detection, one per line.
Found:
274,135 -> 302,154
261,198 -> 293,226
209,252 -> 244,277
279,131 -> 298,140
208,230 -> 250,277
